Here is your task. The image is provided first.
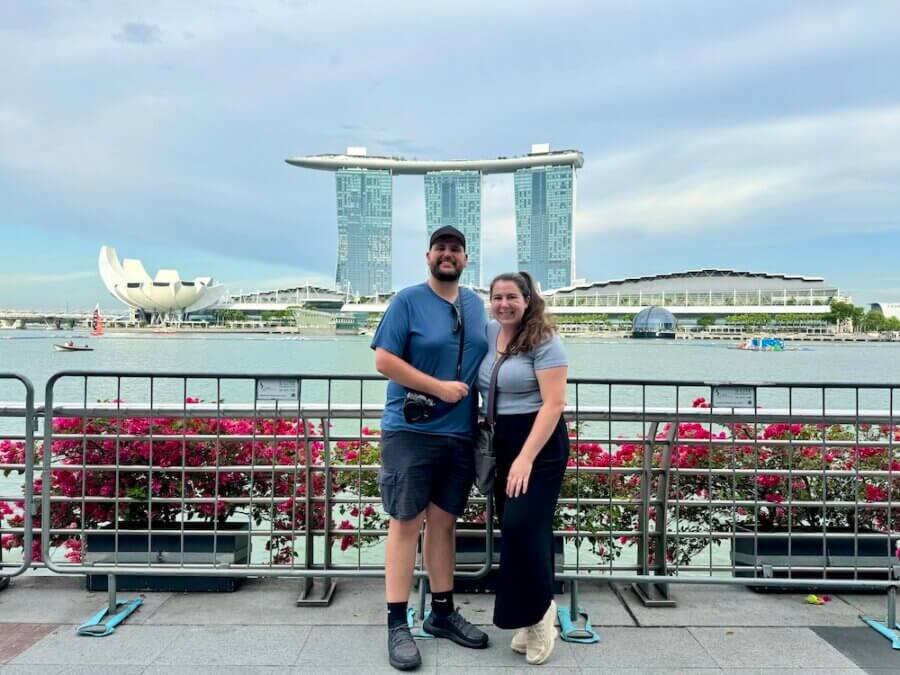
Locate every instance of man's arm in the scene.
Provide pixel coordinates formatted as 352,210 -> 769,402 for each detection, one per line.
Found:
374,347 -> 468,403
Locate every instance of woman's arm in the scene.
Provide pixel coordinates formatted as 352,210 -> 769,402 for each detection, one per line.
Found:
505,365 -> 567,497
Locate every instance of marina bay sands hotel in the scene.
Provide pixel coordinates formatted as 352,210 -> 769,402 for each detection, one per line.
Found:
286,144 -> 584,295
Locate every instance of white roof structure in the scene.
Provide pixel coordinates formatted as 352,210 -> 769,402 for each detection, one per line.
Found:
98,246 -> 227,314
285,148 -> 584,175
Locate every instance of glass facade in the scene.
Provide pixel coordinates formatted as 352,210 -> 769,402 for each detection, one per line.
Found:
514,165 -> 575,290
424,171 -> 482,287
335,169 -> 392,296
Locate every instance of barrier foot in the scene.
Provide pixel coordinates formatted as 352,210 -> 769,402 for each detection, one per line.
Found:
407,607 -> 435,640
632,581 -> 676,608
0,577 -> 9,592
295,576 -> 337,606
860,586 -> 900,650
557,605 -> 600,644
76,598 -> 143,637
860,616 -> 900,649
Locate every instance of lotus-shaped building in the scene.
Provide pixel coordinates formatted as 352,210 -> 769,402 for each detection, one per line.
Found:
99,246 -> 227,322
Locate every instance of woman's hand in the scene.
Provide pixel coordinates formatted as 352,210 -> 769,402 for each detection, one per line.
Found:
506,455 -> 533,498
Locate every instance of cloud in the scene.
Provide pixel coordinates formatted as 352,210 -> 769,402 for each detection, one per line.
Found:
575,105 -> 900,237
112,22 -> 162,45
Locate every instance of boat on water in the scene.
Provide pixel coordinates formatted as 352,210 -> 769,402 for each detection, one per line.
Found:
735,336 -> 785,352
54,341 -> 93,352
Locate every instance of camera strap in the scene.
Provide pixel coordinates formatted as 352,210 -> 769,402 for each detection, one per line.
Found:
455,295 -> 465,380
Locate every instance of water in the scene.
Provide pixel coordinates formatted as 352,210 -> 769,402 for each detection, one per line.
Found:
4,330 -> 900,572
4,329 -> 900,397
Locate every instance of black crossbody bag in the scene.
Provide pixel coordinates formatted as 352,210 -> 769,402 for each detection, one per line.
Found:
402,298 -> 465,424
474,354 -> 506,495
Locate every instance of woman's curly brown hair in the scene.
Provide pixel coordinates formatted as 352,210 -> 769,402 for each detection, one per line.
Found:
489,271 -> 556,355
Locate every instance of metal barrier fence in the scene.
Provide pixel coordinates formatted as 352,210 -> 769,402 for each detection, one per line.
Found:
0,374 -> 36,589
1,370 -> 898,636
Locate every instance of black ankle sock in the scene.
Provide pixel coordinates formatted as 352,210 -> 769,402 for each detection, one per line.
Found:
387,601 -> 407,629
431,590 -> 454,616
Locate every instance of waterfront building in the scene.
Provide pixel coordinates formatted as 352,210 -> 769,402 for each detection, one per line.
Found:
514,162 -> 576,290
424,170 -> 482,286
544,270 -> 842,318
335,168 -> 392,296
632,306 -> 677,339
98,246 -> 226,324
286,145 -> 584,294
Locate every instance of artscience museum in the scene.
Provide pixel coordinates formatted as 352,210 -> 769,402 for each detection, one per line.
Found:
98,246 -> 227,324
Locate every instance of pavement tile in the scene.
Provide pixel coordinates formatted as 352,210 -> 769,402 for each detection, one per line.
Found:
151,625 -> 310,666
0,575 -> 173,625
721,670 -> 865,674
0,667 -> 145,675
9,625 -> 181,666
0,624 -> 58,664
834,592 -> 895,618
437,669 -> 579,674
572,627 -> 717,669
293,668 -> 436,675
145,576 -> 390,625
690,627 -> 861,670
295,625 -> 438,667
618,584 -> 869,627
580,670 -> 724,675
147,668 -> 293,675
812,625 -> 900,671
434,625 -> 579,668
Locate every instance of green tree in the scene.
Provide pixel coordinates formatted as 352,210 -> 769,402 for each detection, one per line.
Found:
697,315 -> 717,328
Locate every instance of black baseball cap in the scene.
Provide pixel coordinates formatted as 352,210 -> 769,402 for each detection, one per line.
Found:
429,225 -> 466,250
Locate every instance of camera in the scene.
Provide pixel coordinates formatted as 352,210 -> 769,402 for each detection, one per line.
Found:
402,391 -> 437,423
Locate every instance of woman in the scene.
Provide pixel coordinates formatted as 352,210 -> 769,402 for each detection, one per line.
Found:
477,271 -> 569,666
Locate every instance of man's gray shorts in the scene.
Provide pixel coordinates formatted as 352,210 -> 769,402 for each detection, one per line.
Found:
378,430 -> 475,521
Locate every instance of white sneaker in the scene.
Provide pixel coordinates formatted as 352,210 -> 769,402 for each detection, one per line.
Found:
511,628 -> 528,654
525,600 -> 557,665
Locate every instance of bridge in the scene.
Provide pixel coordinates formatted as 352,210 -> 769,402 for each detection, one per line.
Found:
0,311 -> 92,329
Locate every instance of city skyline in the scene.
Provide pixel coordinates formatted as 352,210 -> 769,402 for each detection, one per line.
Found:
2,2 -> 900,309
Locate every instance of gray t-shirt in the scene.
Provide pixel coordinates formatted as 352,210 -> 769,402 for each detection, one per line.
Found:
477,320 -> 568,415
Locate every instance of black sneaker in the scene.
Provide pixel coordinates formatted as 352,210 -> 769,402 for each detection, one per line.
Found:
387,623 -> 422,671
423,608 -> 489,649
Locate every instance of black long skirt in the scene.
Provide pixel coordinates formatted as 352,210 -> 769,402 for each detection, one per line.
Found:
492,411 -> 569,629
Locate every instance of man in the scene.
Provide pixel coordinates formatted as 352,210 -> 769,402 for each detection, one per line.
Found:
371,225 -> 489,670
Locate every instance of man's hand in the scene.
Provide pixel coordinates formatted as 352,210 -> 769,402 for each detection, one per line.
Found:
435,381 -> 469,403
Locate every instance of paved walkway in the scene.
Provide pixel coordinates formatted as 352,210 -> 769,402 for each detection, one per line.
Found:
1,575 -> 899,673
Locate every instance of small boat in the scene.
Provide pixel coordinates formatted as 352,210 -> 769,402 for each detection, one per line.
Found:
54,341 -> 94,352
734,336 -> 785,352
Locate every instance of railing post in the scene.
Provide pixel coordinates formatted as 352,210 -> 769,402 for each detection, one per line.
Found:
632,421 -> 677,607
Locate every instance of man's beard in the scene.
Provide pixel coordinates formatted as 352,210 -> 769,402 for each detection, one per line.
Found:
430,259 -> 462,282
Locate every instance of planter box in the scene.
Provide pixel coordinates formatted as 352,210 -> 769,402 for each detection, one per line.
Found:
454,524 -> 564,594
85,522 -> 251,592
731,525 -> 899,590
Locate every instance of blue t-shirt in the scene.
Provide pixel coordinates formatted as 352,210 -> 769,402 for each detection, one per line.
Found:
371,283 -> 488,437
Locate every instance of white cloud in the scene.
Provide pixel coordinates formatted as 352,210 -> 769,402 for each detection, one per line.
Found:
576,106 -> 900,236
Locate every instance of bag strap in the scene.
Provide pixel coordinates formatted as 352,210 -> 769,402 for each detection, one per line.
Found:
455,295 -> 465,380
485,354 -> 506,426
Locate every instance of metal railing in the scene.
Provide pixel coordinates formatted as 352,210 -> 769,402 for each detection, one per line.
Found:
0,374 -> 35,589
2,371 -> 899,632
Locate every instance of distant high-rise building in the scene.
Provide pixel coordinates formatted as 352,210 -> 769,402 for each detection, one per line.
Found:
424,171 -> 482,286
514,163 -> 576,290
286,145 -> 582,293
335,168 -> 392,295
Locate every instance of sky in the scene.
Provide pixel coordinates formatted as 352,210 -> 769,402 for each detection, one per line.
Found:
2,0 -> 900,311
